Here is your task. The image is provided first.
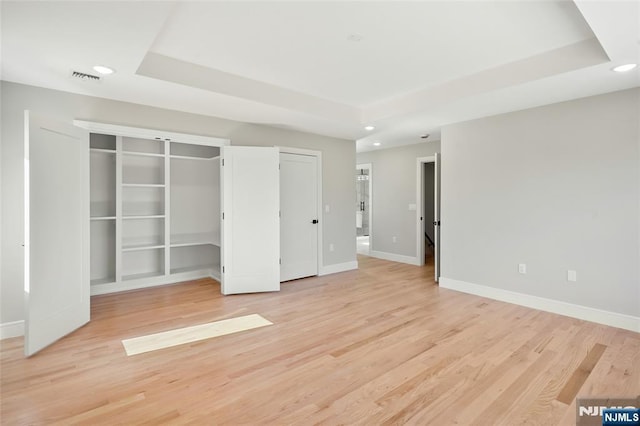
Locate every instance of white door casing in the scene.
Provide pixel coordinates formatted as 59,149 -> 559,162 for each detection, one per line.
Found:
280,152 -> 319,281
221,146 -> 280,294
24,111 -> 90,356
434,152 -> 441,282
416,156 -> 435,267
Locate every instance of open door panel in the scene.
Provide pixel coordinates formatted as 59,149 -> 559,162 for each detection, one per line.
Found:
221,146 -> 280,295
434,152 -> 441,283
24,111 -> 90,356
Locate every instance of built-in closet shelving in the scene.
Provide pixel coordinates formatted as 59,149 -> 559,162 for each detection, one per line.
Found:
88,129 -> 225,295
169,142 -> 221,278
89,134 -> 117,286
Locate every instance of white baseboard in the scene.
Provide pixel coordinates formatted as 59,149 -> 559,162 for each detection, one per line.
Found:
319,261 -> 358,276
1,320 -> 25,339
439,277 -> 640,333
91,269 -> 216,296
369,250 -> 420,266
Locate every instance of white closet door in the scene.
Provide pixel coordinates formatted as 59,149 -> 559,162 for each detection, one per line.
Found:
221,146 -> 280,294
280,152 -> 318,281
24,111 -> 90,356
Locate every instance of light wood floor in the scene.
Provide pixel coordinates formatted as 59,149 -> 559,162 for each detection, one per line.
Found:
1,255 -> 638,425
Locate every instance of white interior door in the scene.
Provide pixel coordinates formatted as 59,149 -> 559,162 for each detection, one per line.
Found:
221,146 -> 280,294
280,152 -> 318,281
24,111 -> 90,356
434,153 -> 441,282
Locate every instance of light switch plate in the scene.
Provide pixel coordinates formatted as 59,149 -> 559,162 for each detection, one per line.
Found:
408,204 -> 417,211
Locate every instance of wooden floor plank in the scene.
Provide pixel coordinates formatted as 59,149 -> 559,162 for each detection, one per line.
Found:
1,255 -> 638,425
556,343 -> 608,404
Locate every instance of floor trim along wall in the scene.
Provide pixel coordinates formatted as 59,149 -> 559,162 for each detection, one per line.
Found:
90,269 -> 218,296
439,277 -> 640,333
319,261 -> 358,276
1,320 -> 25,340
369,250 -> 420,266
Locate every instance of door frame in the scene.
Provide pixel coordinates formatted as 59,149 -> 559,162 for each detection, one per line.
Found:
355,163 -> 373,242
416,156 -> 436,268
277,146 -> 323,276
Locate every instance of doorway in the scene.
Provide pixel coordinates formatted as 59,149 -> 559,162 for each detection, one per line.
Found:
423,162 -> 436,267
356,163 -> 372,255
416,155 -> 440,281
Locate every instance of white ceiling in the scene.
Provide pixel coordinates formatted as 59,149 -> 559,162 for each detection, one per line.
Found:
2,1 -> 638,152
151,1 -> 595,106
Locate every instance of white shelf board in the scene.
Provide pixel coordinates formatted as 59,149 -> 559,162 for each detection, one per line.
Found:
122,183 -> 166,188
90,216 -> 116,221
122,151 -> 165,158
122,243 -> 165,252
122,215 -> 165,220
170,264 -> 217,275
91,269 -> 217,295
170,155 -> 220,161
90,277 -> 115,286
170,232 -> 220,248
90,148 -> 116,154
122,271 -> 165,282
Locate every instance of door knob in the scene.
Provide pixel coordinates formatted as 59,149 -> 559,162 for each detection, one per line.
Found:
312,219 -> 319,224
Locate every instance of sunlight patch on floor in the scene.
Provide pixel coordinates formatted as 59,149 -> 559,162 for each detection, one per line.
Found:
122,314 -> 273,356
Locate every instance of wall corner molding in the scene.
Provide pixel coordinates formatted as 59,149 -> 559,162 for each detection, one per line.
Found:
439,277 -> 640,333
1,320 -> 25,340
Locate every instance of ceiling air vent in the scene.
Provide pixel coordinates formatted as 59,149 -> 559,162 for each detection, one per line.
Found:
71,71 -> 101,81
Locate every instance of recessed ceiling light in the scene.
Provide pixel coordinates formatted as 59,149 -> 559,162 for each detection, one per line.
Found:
93,65 -> 115,75
364,125 -> 375,131
373,142 -> 381,146
612,63 -> 637,73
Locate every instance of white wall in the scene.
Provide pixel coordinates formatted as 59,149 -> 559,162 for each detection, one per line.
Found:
0,81 -> 356,324
357,141 -> 441,260
440,88 -> 639,319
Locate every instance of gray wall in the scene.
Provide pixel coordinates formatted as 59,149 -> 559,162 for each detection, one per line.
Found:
0,81 -> 356,324
357,141 -> 441,258
441,88 -> 639,317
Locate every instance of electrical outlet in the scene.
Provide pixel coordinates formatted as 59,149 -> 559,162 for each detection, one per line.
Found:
392,236 -> 397,243
518,264 -> 527,274
329,243 -> 334,252
567,270 -> 577,282
325,204 -> 330,213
